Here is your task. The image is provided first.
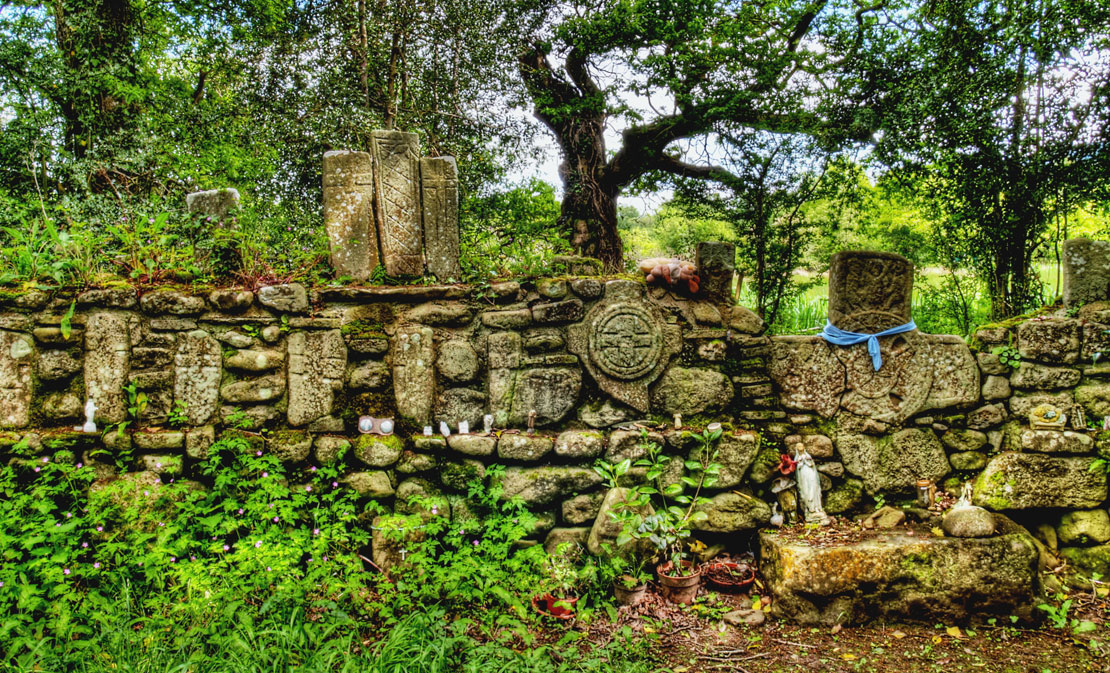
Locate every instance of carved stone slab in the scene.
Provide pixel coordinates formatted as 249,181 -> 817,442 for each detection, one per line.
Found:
174,329 -> 221,426
323,151 -> 378,281
0,331 -> 34,428
392,326 -> 434,424
828,250 -> 913,332
770,332 -> 979,421
567,280 -> 680,412
288,330 -> 347,426
84,312 -> 130,423
836,331 -> 929,424
769,336 -> 844,418
372,131 -> 424,276
420,156 -> 462,280
508,367 -> 582,426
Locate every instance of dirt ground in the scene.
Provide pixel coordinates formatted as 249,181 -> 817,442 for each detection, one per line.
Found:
567,588 -> 1110,673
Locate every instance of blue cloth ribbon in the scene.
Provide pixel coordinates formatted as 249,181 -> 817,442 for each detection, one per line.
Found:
820,320 -> 918,371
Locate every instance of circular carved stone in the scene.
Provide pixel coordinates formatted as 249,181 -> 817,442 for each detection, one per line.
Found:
588,304 -> 664,380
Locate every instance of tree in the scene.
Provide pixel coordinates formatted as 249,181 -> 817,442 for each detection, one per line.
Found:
870,0 -> 1110,318
673,132 -> 837,325
517,0 -> 881,269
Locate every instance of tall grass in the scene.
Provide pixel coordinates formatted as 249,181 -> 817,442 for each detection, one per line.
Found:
3,597 -> 657,673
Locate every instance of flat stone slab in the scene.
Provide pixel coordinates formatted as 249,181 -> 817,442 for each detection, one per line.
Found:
759,522 -> 1039,625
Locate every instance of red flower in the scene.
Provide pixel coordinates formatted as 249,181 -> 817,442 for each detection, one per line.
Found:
777,454 -> 797,475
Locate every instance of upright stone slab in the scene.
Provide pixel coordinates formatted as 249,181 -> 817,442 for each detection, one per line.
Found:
392,326 -> 434,425
420,156 -> 462,280
769,336 -> 844,418
828,250 -> 913,332
372,131 -> 423,276
287,330 -> 347,426
84,312 -> 130,424
0,331 -> 34,428
1062,238 -> 1110,307
323,151 -> 378,281
174,330 -> 221,426
696,241 -> 736,304
185,188 -> 240,219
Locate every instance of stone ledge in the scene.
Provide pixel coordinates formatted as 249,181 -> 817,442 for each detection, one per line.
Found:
759,521 -> 1039,625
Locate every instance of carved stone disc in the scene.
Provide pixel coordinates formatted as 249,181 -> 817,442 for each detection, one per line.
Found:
588,304 -> 664,380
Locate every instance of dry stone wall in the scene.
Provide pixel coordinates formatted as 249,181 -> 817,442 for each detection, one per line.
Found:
2,244 -> 1110,575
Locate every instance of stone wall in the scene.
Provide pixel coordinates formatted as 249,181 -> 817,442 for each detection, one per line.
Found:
3,245 -> 1110,575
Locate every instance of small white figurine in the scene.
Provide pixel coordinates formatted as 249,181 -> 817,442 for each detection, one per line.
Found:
674,413 -> 682,430
483,414 -> 494,434
769,502 -> 784,527
458,420 -> 469,435
82,399 -> 98,433
527,409 -> 537,434
794,444 -> 830,525
423,425 -> 434,436
439,421 -> 451,437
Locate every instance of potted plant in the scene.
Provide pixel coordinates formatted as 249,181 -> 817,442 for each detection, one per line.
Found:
596,427 -> 724,605
600,547 -> 651,606
532,543 -> 585,619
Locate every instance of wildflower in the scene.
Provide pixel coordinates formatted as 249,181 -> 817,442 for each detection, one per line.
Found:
42,457 -> 48,463
431,505 -> 438,515
96,526 -> 103,532
66,512 -> 73,518
266,566 -> 272,571
34,467 -> 40,472
0,581 -> 4,587
156,462 -> 163,469
256,451 -> 262,456
254,540 -> 262,548
237,508 -> 244,515
154,478 -> 162,484
332,481 -> 338,488
143,490 -> 150,496
63,568 -> 70,575
190,556 -> 196,561
313,528 -> 320,536
305,485 -> 312,492
170,557 -> 176,562
310,466 -> 317,472
93,562 -> 100,569
273,516 -> 279,522
223,545 -> 230,551
76,462 -> 83,468
472,540 -> 479,546
262,472 -> 268,478
82,542 -> 88,548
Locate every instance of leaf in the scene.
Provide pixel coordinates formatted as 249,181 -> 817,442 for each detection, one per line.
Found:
1072,620 -> 1097,634
751,598 -> 761,610
891,630 -> 906,639
60,301 -> 76,340
946,625 -> 962,639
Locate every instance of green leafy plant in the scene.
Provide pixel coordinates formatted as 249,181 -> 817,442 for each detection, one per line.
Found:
596,427 -> 723,574
992,345 -> 1022,369
167,401 -> 189,428
1037,595 -> 1097,633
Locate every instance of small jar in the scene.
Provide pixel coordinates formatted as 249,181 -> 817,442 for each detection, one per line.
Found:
916,479 -> 934,508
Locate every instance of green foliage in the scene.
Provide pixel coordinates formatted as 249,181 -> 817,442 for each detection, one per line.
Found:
595,428 -> 723,570
992,346 -> 1022,369
459,179 -> 569,280
1037,595 -> 1098,634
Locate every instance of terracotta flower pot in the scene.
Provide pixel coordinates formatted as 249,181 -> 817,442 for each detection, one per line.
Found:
703,561 -> 755,593
656,561 -> 701,605
531,592 -> 579,619
613,576 -> 648,606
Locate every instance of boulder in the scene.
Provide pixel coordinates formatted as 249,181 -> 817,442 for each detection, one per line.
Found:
1057,510 -> 1110,546
587,487 -> 653,556
759,524 -> 1039,625
500,467 -> 603,505
942,506 -> 996,538
691,492 -> 772,533
554,430 -> 606,459
497,434 -> 554,461
354,434 -> 404,467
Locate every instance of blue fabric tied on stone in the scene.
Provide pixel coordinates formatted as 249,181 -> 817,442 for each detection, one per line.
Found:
820,320 -> 918,371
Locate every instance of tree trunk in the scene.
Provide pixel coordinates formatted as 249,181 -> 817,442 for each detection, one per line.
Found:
559,163 -> 623,270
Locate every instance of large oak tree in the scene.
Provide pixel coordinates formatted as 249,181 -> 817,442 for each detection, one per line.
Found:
517,0 -> 881,269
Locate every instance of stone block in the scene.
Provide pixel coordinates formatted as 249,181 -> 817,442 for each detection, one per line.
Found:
84,312 -> 130,424
446,434 -> 496,456
973,453 -> 1107,509
186,188 -> 240,218
1011,362 -> 1080,389
354,433 -> 403,467
691,492 -> 771,533
185,425 -> 215,460
554,430 -> 605,459
346,471 -> 395,498
500,466 -> 603,505
941,429 -> 987,452
759,525 -> 1039,625
481,309 -> 532,329
405,303 -> 472,326
1009,391 -> 1074,418
1063,238 -> 1110,307
225,349 -> 283,372
208,289 -> 254,313
981,375 -> 1011,400
140,289 -> 206,316
649,366 -> 733,415
544,527 -> 591,554
347,361 -> 391,390
314,435 -> 350,464
0,331 -> 34,428
1020,429 -> 1093,454
836,429 -> 949,494
949,451 -> 988,471
696,241 -> 736,304
967,403 -> 1006,429
221,375 -> 285,403
436,340 -> 478,383
258,284 -> 309,313
976,352 -> 1008,375
497,434 -> 554,461
562,492 -> 605,525
269,430 -> 312,462
1016,318 -> 1081,364
569,278 -> 602,299
420,156 -> 462,280
828,250 -> 913,332
531,299 -> 584,324
323,151 -> 377,281
1075,383 -> 1110,417
435,387 -> 485,428
133,431 -> 185,450
392,326 -> 434,425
